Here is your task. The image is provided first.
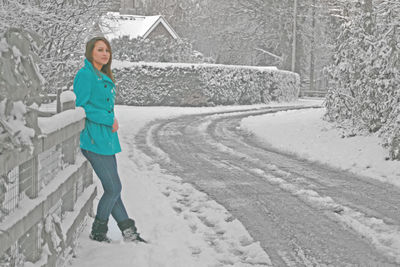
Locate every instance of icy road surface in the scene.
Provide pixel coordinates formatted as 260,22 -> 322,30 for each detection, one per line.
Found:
136,106 -> 400,266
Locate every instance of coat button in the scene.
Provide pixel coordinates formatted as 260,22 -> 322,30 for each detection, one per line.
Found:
104,85 -> 107,88
107,98 -> 109,101
108,110 -> 111,113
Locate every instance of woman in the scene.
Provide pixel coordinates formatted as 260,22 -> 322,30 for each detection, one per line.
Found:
73,37 -> 145,243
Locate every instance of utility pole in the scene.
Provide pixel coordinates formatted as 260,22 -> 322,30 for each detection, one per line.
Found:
291,0 -> 298,72
309,0 -> 316,91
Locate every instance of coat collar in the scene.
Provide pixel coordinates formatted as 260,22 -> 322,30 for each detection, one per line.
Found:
84,58 -> 115,85
84,58 -> 94,70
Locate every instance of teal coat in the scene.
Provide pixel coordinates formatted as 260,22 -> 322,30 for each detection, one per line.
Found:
73,59 -> 121,155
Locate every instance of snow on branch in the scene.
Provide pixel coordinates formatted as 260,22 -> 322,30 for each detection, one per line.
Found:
254,47 -> 283,62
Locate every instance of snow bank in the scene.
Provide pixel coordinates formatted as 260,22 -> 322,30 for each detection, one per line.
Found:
240,108 -> 400,187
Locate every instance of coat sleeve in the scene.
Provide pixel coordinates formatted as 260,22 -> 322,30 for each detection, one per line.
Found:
73,70 -> 114,127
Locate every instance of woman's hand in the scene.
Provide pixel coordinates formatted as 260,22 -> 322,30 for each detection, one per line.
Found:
112,118 -> 119,133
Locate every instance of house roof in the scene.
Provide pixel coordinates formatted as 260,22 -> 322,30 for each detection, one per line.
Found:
101,12 -> 180,40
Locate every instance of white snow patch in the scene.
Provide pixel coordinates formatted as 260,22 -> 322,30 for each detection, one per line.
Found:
38,107 -> 85,135
60,90 -> 76,104
240,108 -> 400,187
113,60 -> 281,73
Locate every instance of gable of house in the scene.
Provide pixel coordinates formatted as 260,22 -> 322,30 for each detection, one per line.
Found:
102,12 -> 179,41
145,22 -> 172,40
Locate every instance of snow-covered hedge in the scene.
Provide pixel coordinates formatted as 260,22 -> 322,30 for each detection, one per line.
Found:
113,62 -> 299,106
324,1 -> 400,159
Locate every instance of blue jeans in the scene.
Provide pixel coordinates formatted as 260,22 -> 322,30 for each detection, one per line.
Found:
81,149 -> 129,223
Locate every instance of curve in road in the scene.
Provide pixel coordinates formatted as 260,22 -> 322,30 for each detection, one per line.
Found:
136,106 -> 400,266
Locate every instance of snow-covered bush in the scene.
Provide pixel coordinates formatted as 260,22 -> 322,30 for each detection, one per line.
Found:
0,28 -> 44,153
324,1 -> 400,158
113,62 -> 299,106
111,35 -> 214,64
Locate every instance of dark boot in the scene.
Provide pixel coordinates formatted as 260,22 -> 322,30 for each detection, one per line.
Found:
90,217 -> 111,243
117,218 -> 147,243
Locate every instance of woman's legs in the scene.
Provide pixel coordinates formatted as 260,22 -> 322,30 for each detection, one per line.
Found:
81,149 -> 129,223
81,149 -> 146,242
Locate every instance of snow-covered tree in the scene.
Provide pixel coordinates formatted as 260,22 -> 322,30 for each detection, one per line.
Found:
0,0 -> 112,93
325,0 -> 400,158
111,35 -> 214,63
0,28 -> 44,153
143,0 -> 240,64
144,0 -> 336,92
0,0 -> 113,152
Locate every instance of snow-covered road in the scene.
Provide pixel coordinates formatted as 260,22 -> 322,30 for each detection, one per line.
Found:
135,106 -> 400,266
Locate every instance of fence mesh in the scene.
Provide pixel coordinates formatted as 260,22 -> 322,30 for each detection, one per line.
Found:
0,166 -> 19,221
38,145 -> 62,191
19,158 -> 34,199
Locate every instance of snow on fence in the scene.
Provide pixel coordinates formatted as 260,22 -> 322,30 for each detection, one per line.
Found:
0,95 -> 96,267
113,61 -> 300,106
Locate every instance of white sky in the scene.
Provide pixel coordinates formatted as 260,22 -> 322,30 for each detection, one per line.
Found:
69,100 -> 400,266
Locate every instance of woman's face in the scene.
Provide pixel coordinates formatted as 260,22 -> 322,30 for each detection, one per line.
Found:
92,40 -> 110,68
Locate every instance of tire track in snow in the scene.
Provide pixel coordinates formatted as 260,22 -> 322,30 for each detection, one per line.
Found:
136,107 -> 400,266
134,116 -> 273,266
206,109 -> 400,264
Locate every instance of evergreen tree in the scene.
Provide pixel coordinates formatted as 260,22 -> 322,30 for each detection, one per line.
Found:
325,0 -> 400,158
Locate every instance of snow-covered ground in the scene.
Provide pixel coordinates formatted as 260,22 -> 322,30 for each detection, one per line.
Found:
240,108 -> 400,187
70,99 -> 400,267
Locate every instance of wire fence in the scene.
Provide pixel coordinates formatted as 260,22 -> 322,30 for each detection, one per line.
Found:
38,145 -> 63,191
0,166 -> 19,221
0,94 -> 93,267
19,158 -> 35,199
